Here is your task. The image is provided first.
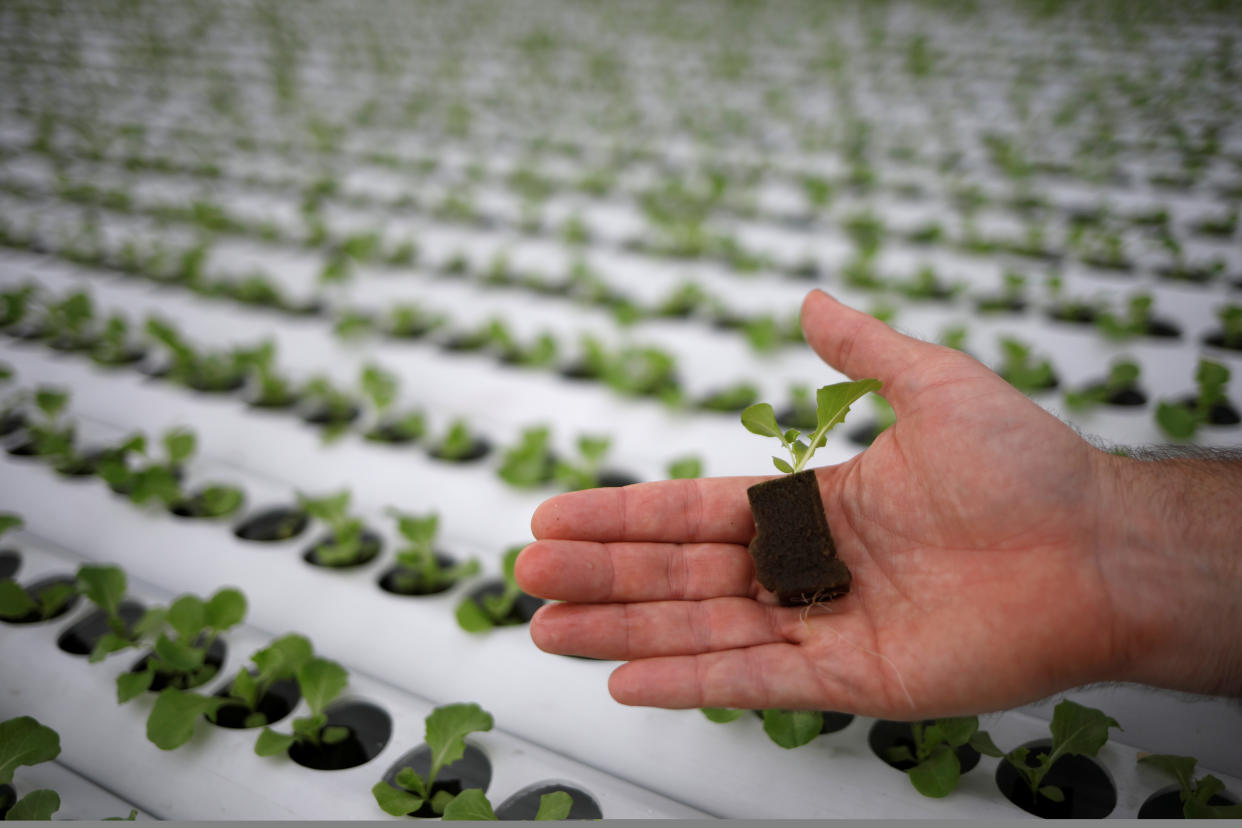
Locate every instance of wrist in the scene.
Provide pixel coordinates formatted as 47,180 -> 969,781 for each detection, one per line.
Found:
1095,449 -> 1242,697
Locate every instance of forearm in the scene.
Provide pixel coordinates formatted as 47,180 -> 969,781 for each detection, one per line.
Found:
1097,448 -> 1242,697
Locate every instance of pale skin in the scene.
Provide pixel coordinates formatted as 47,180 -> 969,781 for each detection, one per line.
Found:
516,289 -> 1242,719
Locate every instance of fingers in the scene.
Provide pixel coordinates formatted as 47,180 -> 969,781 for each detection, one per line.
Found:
800,289 -> 938,405
530,476 -> 766,544
529,597 -> 797,660
515,539 -> 756,602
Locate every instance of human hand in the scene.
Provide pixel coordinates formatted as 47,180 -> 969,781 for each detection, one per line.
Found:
516,289 -> 1136,718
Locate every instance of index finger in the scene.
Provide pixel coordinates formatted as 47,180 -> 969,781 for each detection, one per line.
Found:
531,476 -> 767,544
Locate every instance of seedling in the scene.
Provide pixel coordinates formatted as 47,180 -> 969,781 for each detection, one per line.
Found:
0,716 -> 61,820
43,290 -> 95,350
656,281 -> 708,318
497,426 -> 557,488
564,334 -> 611,380
255,657 -> 351,756
939,325 -> 969,352
554,435 -> 613,491
698,382 -> 759,413
432,419 -> 485,462
896,266 -> 960,301
117,587 -> 247,703
300,375 -> 359,442
23,387 -> 74,461
884,717 -> 997,798
1063,360 -> 1142,411
246,341 -> 298,408
1210,304 -> 1242,350
441,788 -> 572,821
971,699 -> 1120,805
333,308 -> 377,341
74,564 -> 163,662
0,284 -> 35,329
602,345 -> 681,402
975,271 -> 1027,314
1096,293 -> 1174,340
386,509 -> 479,594
358,362 -> 425,443
666,455 -> 703,479
297,490 -> 370,566
1156,359 -> 1234,439
0,516 -> 75,621
371,703 -> 494,817
1138,753 -> 1242,818
741,315 -> 782,354
385,303 -> 445,339
98,428 -> 192,506
90,314 -> 145,366
455,546 -> 531,632
997,337 -> 1057,393
145,318 -> 258,392
742,380 -> 881,474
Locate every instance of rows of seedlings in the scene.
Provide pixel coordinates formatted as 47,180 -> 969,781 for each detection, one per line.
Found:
1,0 -> 1241,819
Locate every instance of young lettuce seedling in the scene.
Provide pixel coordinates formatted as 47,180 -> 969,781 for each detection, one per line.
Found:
386,509 -> 479,594
441,788 -> 573,821
44,290 -> 96,350
246,341 -> 299,409
666,455 -> 703,479
1138,753 -> 1242,818
74,563 -> 165,662
997,337 -> 1057,393
698,382 -> 759,414
298,490 -> 370,566
255,657 -> 351,756
0,716 -> 62,820
497,426 -> 557,488
1063,360 -> 1143,412
971,699 -> 1120,806
90,314 -> 145,367
99,428 -> 197,507
741,379 -> 880,604
432,419 -> 487,462
455,546 -> 529,633
24,387 -> 75,461
0,515 -> 75,621
360,363 -> 425,443
554,435 -> 612,491
300,374 -> 360,442
1156,359 -> 1235,439
117,587 -> 247,703
371,703 -> 494,817
885,717 -> 998,798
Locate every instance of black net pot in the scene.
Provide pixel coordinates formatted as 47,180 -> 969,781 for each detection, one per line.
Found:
377,553 -> 464,597
867,719 -> 980,773
57,601 -> 147,655
209,675 -> 301,729
380,742 -> 492,817
0,549 -> 21,579
994,739 -> 1116,819
233,506 -> 310,543
288,700 -> 392,771
1,574 -> 80,624
496,782 -> 603,820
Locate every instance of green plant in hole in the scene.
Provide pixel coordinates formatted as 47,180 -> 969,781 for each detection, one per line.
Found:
90,314 -> 142,366
441,788 -> 572,821
246,341 -> 298,407
896,265 -> 960,301
386,303 -> 445,339
741,314 -> 782,355
75,564 -> 164,662
333,308 -> 377,341
117,587 -> 247,703
455,545 -> 529,632
24,387 -> 75,461
360,362 -> 424,442
603,345 -> 681,403
972,700 -> 1118,805
1097,294 -> 1157,340
255,657 -> 351,756
300,375 -> 358,442
1063,360 -> 1141,412
497,426 -> 556,488
1214,304 -> 1242,349
1138,753 -> 1242,818
434,419 -> 482,461
1156,359 -> 1232,440
145,317 -> 257,392
698,708 -> 825,749
699,382 -> 759,413
0,716 -> 62,820
666,455 -> 703,479
554,435 -> 613,491
97,428 -> 192,506
938,325 -> 969,352
742,380 -> 881,473
43,290 -> 95,348
976,271 -> 1027,313
885,717 -> 997,797
0,524 -> 76,624
997,337 -> 1057,393
387,509 -> 479,594
145,633 -> 314,751
371,703 -> 494,817
0,284 -> 35,329
297,490 -> 368,566
657,281 -> 708,318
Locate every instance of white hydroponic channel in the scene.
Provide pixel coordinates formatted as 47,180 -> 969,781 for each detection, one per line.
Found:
0,0 -> 1240,819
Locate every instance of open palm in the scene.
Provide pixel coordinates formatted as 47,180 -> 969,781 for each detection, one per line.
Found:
517,289 -> 1125,719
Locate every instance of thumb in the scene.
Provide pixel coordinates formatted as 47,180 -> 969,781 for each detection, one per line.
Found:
800,289 -> 939,406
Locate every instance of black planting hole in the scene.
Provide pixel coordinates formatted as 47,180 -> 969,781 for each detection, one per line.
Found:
595,471 -> 639,488
364,421 -> 421,445
464,580 -> 544,625
129,637 -> 227,692
867,720 -> 980,774
4,438 -> 40,458
1204,332 -> 1242,353
381,743 -> 491,817
1137,783 -> 1238,818
994,739 -> 1116,818
209,674 -> 300,729
496,782 -> 603,820
0,783 -> 14,819
2,574 -> 80,624
377,554 -> 463,596
57,600 -> 146,656
301,403 -> 361,428
429,438 -> 491,463
233,506 -> 309,542
289,699 -> 392,771
302,530 -> 383,569
1105,387 -> 1147,407
0,411 -> 26,437
1178,395 -> 1242,426
0,549 -> 20,579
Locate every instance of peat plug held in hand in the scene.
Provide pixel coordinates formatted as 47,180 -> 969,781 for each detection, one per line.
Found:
741,379 -> 880,605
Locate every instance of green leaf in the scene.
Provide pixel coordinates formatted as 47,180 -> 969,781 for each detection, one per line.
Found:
740,403 -> 783,438
1038,785 -> 1065,803
761,709 -> 822,749
0,716 -> 60,784
394,767 -> 429,798
251,634 -> 313,684
132,607 -> 168,639
666,456 -> 703,479
146,689 -> 225,750
297,657 -> 348,717
0,514 -> 22,537
1155,401 -> 1198,440
908,747 -> 961,798
204,587 -> 247,631
772,457 -> 794,474
372,781 -> 425,817
254,727 -> 296,756
230,667 -> 259,711
1138,753 -> 1197,796
885,745 -> 916,764
103,808 -> 139,821
0,581 -> 36,620
936,716 -> 978,748
815,379 -> 882,433
7,789 -> 59,820
116,668 -> 155,703
76,564 -> 126,617
455,598 -> 494,633
154,634 -> 206,673
700,708 -> 745,724
441,788 -> 497,820
199,485 -> 244,518
425,703 -> 494,782
162,429 -> 196,464
1048,699 -> 1120,761
968,730 -> 1005,757
36,582 -> 75,619
34,388 -> 68,420
535,791 -> 574,820
167,595 -> 206,641
321,725 -> 350,744
89,632 -> 136,663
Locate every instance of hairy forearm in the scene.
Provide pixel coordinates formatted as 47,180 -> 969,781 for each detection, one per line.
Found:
1097,447 -> 1242,697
